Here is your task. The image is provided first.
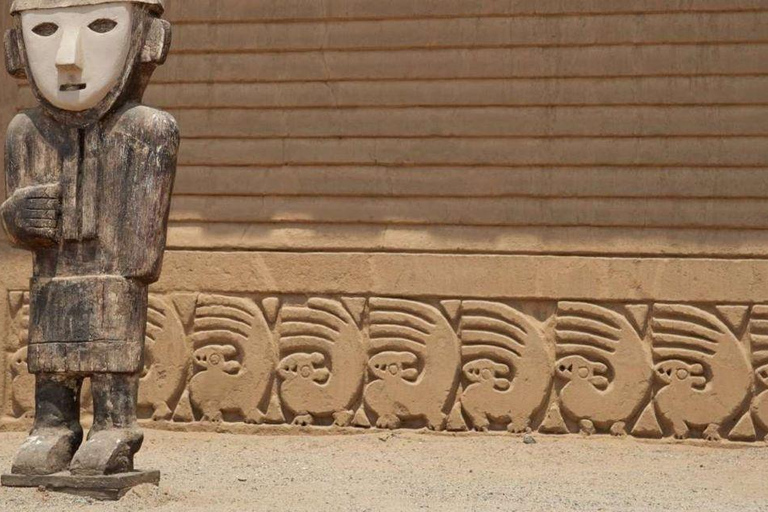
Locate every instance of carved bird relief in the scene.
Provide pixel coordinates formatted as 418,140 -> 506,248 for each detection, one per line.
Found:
651,304 -> 752,440
555,302 -> 653,435
8,291 -> 29,351
751,363 -> 768,436
364,298 -> 461,430
10,347 -> 34,418
187,294 -> 275,423
138,295 -> 190,421
7,293 -> 33,419
748,306 -> 768,436
459,301 -> 553,432
277,298 -> 366,426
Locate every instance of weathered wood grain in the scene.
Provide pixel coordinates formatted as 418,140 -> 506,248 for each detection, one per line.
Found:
1,3 -> 177,481
1,470 -> 160,500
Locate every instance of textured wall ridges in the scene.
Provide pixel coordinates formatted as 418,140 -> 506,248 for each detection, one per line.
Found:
161,1 -> 768,23
9,3 -> 768,256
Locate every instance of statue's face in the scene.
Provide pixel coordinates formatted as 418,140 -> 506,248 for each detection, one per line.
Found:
20,3 -> 133,112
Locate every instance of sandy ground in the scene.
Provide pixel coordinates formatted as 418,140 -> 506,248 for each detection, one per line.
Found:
0,429 -> 766,512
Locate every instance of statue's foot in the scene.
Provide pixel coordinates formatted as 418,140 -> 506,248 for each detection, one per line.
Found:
69,428 -> 143,476
12,427 -> 82,476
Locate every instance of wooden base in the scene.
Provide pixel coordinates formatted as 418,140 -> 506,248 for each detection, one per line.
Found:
1,470 -> 160,500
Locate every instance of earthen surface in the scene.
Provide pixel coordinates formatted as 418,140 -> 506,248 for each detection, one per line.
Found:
1,430 -> 768,511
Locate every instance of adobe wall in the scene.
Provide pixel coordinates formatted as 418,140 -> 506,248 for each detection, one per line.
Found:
2,0 -> 768,442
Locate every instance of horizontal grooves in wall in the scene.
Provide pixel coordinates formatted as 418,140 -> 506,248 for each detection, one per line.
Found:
167,195 -> 768,229
169,13 -> 768,52
176,138 -> 768,167
164,223 -> 768,258
151,45 -> 768,83
172,167 -> 768,199
163,0 -> 768,23
17,77 -> 768,108
164,106 -> 768,138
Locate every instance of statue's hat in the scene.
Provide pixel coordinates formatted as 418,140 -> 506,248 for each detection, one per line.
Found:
11,0 -> 164,14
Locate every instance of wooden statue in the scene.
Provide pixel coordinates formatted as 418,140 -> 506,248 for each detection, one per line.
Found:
0,0 -> 177,491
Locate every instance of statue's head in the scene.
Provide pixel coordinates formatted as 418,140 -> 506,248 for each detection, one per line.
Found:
5,0 -> 170,124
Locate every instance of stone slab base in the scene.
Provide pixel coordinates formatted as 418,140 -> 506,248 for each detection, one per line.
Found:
1,470 -> 160,500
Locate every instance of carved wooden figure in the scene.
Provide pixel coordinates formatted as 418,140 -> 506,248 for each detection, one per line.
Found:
1,0 -> 177,486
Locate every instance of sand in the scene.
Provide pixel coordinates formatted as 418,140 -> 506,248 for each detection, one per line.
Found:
0,429 -> 766,511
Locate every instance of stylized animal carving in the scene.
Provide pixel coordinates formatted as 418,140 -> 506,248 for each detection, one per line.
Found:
753,364 -> 768,434
7,291 -> 29,351
651,304 -> 752,440
187,294 -> 275,423
459,301 -> 553,432
277,298 -> 366,426
10,347 -> 34,418
364,298 -> 460,430
6,293 -> 33,419
555,302 -> 653,435
138,295 -> 190,421
748,305 -> 768,435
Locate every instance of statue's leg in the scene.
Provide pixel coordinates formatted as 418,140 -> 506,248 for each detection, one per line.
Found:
12,373 -> 83,475
69,372 -> 143,476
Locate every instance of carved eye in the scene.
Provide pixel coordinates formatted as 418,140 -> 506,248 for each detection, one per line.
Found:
88,19 -> 118,34
32,22 -> 58,37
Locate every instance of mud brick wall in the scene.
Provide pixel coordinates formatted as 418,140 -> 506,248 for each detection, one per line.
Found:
3,0 -> 768,442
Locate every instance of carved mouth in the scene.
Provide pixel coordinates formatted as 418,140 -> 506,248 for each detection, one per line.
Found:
59,83 -> 86,92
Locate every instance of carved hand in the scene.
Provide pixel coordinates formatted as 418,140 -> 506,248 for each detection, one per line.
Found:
0,183 -> 61,248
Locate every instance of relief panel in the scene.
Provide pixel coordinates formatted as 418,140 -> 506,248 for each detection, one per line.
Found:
3,291 -> 767,444
459,301 -> 553,433
277,298 -> 366,426
364,298 -> 461,430
185,294 -> 276,424
10,346 -> 33,419
748,306 -> 768,441
138,295 -> 191,421
6,292 -> 31,419
554,302 -> 653,436
651,304 -> 752,440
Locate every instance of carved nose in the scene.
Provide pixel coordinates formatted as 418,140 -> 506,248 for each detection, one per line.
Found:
55,28 -> 83,72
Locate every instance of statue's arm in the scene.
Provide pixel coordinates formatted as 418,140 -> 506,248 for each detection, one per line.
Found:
0,114 -> 61,249
120,110 -> 180,284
